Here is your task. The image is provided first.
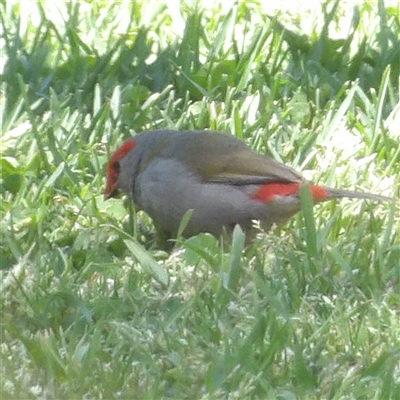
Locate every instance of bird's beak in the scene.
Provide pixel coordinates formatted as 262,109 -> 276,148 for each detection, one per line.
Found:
103,183 -> 118,200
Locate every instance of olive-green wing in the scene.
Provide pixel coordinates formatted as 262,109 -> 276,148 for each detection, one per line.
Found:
161,131 -> 304,185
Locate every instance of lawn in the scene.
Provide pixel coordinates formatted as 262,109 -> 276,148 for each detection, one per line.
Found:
1,1 -> 399,399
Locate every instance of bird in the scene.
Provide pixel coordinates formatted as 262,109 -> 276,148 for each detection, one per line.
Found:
104,130 -> 392,244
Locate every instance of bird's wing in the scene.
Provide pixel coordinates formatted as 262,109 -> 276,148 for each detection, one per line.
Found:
159,131 -> 304,185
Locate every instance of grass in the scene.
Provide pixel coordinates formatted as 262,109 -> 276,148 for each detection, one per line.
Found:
1,0 -> 399,399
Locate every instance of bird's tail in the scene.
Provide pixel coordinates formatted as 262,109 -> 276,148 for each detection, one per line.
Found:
252,182 -> 393,203
322,187 -> 393,203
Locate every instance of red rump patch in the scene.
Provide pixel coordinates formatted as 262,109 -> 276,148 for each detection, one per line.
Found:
309,185 -> 330,202
252,182 -> 329,202
104,139 -> 136,199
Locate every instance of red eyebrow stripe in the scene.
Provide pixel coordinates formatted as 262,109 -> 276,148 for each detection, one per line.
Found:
109,139 -> 136,165
252,182 -> 329,202
104,139 -> 137,199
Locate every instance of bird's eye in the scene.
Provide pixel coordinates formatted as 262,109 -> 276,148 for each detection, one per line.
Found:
112,161 -> 120,174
